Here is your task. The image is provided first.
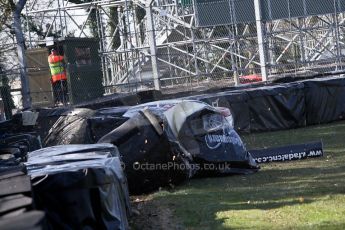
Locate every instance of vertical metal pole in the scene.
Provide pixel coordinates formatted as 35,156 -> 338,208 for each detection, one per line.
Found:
96,7 -> 108,89
54,8 -> 58,35
333,0 -> 341,70
191,29 -> 200,79
100,8 -> 110,87
235,24 -> 242,71
202,29 -> 210,76
165,24 -> 173,82
146,1 -> 161,90
57,0 -> 64,37
227,26 -> 239,86
298,18 -> 306,64
13,0 -> 31,109
227,1 -> 239,85
119,8 -> 131,90
118,7 -> 124,85
254,0 -> 268,81
125,0 -> 138,92
62,0 -> 68,36
137,50 -> 143,89
267,23 -> 275,67
133,6 -> 139,47
95,7 -> 108,90
133,6 -> 143,88
181,3 -> 192,87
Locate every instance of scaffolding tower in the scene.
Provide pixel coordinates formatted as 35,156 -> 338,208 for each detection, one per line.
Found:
24,0 -> 345,93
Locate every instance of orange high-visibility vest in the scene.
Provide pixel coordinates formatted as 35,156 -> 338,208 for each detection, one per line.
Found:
48,54 -> 67,83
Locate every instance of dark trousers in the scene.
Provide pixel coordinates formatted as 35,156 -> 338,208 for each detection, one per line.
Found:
52,80 -> 69,104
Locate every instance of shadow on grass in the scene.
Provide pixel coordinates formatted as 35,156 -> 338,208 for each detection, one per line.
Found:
241,120 -> 345,150
150,163 -> 345,228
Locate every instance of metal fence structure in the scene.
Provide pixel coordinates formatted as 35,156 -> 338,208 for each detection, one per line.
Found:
1,0 -> 345,111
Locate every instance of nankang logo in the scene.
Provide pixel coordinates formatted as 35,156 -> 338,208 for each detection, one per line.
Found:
205,135 -> 223,149
205,130 -> 242,149
205,134 -> 233,149
207,134 -> 233,143
202,113 -> 240,149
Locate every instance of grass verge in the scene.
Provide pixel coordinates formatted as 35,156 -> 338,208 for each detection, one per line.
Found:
132,121 -> 345,229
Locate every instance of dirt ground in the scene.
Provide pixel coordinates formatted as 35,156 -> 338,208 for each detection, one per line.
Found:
129,195 -> 183,230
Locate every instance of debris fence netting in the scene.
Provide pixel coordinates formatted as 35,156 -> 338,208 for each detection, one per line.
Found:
3,11 -> 345,118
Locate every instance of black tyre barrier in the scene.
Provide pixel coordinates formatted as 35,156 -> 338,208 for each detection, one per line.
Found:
188,76 -> 345,133
0,168 -> 48,230
36,76 -> 345,141
25,144 -> 131,230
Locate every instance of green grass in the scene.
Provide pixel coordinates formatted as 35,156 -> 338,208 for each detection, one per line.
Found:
149,121 -> 345,229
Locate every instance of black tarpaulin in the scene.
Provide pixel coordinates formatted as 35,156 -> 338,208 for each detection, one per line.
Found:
94,106 -> 131,116
246,83 -> 306,132
25,144 -> 131,230
0,133 -> 42,152
304,77 -> 345,125
186,82 -> 306,133
74,93 -> 139,110
0,113 -> 36,135
31,76 -> 345,144
74,90 -> 163,110
31,76 -> 345,138
0,132 -> 42,173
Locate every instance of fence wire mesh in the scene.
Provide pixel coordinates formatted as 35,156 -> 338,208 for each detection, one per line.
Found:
0,0 -> 344,117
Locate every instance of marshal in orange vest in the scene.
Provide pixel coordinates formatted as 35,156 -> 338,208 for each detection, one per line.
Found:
48,50 -> 67,83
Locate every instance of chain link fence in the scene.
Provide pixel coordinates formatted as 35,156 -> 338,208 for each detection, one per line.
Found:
0,0 -> 344,119
102,0 -> 345,93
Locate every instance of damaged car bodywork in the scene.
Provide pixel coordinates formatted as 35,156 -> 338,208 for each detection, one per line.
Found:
98,100 -> 259,194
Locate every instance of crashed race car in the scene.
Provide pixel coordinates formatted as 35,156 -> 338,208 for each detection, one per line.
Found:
98,100 -> 259,194
40,99 -> 323,194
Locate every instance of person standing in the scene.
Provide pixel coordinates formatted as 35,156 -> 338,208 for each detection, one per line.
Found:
48,49 -> 68,105
0,70 -> 15,120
